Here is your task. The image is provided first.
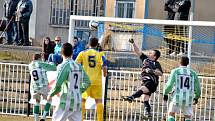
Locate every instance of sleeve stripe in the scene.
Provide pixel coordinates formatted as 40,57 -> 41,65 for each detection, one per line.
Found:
102,56 -> 107,67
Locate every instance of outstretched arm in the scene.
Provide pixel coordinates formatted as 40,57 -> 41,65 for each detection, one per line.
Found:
129,39 -> 142,56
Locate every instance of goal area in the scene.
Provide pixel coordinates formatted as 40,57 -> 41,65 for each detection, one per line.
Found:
68,15 -> 215,121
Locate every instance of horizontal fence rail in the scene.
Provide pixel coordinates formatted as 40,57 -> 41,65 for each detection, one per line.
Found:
0,62 -> 215,121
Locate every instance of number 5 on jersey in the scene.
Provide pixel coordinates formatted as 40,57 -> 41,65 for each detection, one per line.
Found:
88,56 -> 96,67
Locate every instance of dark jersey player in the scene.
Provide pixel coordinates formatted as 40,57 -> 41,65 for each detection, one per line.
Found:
123,38 -> 163,118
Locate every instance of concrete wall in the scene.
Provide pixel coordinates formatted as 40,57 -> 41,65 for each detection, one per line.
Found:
0,0 -> 4,18
29,0 -> 69,46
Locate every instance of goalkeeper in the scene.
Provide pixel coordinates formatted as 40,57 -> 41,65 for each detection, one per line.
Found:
163,56 -> 201,121
123,39 -> 163,117
29,53 -> 56,121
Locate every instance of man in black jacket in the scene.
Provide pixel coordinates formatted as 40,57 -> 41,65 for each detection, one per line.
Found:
16,0 -> 33,46
3,0 -> 20,45
164,0 -> 191,56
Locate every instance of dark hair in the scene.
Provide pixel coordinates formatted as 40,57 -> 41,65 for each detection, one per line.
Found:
61,43 -> 73,57
89,37 -> 98,47
74,36 -> 78,41
42,37 -> 55,60
153,50 -> 161,60
33,53 -> 41,61
180,56 -> 189,66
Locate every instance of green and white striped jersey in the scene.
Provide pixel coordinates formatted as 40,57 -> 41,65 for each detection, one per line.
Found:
29,61 -> 56,93
49,58 -> 91,112
163,66 -> 201,107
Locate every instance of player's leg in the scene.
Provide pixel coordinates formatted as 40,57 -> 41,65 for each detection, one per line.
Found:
82,86 -> 91,121
81,99 -> 86,121
41,89 -> 52,121
68,111 -> 82,121
95,99 -> 103,121
93,85 -> 103,121
52,107 -> 69,121
183,106 -> 193,121
167,102 -> 179,121
143,94 -> 152,117
33,94 -> 40,121
123,79 -> 155,103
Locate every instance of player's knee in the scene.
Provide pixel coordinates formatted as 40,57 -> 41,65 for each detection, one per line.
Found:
95,99 -> 103,103
139,86 -> 149,93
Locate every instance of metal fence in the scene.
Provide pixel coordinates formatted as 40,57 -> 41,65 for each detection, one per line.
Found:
0,62 -> 215,121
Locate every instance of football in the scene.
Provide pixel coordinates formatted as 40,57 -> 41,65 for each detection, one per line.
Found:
89,20 -> 99,30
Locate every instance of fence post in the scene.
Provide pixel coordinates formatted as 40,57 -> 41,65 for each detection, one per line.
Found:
103,70 -> 109,121
27,74 -> 31,117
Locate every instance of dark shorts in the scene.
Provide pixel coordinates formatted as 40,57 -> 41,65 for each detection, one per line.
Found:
142,79 -> 158,95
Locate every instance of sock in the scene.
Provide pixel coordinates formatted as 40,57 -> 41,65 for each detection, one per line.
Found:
34,104 -> 40,121
82,102 -> 86,121
185,118 -> 191,121
96,103 -> 104,121
144,101 -> 151,113
42,102 -> 51,119
167,115 -> 175,121
132,90 -> 144,99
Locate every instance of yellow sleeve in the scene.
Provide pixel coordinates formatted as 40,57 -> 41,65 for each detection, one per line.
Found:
75,52 -> 83,64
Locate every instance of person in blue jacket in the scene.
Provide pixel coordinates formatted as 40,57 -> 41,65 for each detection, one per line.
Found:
72,36 -> 85,60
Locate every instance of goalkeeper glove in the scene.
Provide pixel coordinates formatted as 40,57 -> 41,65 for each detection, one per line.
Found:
128,38 -> 134,44
193,98 -> 198,105
163,95 -> 168,101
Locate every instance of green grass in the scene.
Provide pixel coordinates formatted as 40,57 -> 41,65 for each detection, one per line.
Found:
0,114 -> 52,121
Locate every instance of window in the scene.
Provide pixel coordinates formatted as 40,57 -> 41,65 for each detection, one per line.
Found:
116,0 -> 135,18
50,0 -> 105,26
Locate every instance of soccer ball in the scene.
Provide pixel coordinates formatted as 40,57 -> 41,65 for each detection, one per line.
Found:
89,20 -> 99,30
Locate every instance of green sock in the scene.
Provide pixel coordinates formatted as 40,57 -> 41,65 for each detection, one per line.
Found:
167,115 -> 175,121
34,104 -> 40,121
185,118 -> 191,121
42,102 -> 51,119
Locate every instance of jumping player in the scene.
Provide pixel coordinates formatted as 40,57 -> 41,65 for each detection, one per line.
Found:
122,38 -> 163,117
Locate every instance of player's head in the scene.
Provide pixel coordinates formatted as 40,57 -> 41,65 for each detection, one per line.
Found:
89,37 -> 98,48
148,49 -> 161,61
33,53 -> 41,61
61,43 -> 73,58
180,56 -> 189,66
73,36 -> 78,46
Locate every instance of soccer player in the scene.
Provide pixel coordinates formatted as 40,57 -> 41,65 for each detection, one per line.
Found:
47,43 -> 91,121
29,53 -> 56,121
163,56 -> 201,121
122,38 -> 163,117
75,37 -> 108,121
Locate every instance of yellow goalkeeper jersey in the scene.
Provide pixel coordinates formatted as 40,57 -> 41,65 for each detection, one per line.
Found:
75,48 -> 107,85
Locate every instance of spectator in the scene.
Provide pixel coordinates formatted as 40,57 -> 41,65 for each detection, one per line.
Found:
72,36 -> 85,60
164,0 -> 191,56
41,37 -> 55,61
3,0 -> 20,45
164,0 -> 177,55
175,0 -> 191,56
48,36 -> 63,65
16,0 -> 33,46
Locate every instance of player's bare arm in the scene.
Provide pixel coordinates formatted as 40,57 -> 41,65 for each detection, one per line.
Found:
129,38 -> 142,56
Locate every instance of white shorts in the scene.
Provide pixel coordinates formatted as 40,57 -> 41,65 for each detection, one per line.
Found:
52,108 -> 81,121
168,101 -> 193,116
31,87 -> 49,100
